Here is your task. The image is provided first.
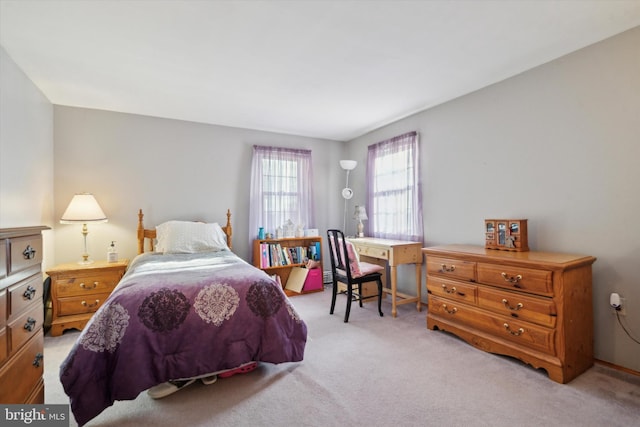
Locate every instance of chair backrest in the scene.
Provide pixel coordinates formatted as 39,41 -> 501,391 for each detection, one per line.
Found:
326,229 -> 354,282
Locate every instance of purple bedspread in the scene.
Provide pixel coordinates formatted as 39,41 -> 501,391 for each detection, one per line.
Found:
60,251 -> 307,425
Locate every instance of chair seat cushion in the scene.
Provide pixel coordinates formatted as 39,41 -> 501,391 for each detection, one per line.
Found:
337,261 -> 383,279
356,261 -> 384,277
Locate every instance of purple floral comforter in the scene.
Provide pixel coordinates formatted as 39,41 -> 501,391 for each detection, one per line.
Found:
60,251 -> 307,425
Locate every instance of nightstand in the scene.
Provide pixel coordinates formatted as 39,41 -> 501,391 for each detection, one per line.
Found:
46,260 -> 128,337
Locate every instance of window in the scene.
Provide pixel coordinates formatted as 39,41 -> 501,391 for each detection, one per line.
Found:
366,131 -> 423,242
249,145 -> 314,244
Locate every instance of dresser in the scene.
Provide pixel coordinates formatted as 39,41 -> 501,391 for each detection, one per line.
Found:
47,259 -> 128,336
423,244 -> 596,383
0,226 -> 49,403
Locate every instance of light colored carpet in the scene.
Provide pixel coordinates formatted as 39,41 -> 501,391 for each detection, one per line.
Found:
44,288 -> 640,426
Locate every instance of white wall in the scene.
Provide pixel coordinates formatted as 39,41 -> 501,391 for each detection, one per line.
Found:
346,27 -> 640,372
0,46 -> 54,269
53,107 -> 346,265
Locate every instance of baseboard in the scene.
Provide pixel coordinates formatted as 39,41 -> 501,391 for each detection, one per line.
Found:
595,359 -> 640,378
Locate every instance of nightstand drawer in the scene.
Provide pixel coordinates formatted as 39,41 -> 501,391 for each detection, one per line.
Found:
8,274 -> 42,317
8,303 -> 43,354
56,293 -> 111,316
53,271 -> 121,297
9,235 -> 43,275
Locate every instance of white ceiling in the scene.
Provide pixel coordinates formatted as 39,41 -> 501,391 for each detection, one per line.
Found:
2,1 -> 640,141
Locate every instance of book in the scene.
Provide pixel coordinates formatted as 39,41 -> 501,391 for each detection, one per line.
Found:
285,267 -> 309,293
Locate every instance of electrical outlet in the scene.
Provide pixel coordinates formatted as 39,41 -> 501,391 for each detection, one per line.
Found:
611,297 -> 627,316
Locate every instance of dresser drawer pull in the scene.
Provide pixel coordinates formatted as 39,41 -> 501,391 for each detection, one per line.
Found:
503,323 -> 525,336
24,317 -> 37,332
502,298 -> 524,311
440,264 -> 456,272
442,304 -> 457,314
80,281 -> 99,290
22,245 -> 37,260
501,272 -> 523,285
81,299 -> 100,308
32,352 -> 43,368
23,285 -> 37,300
440,284 -> 466,297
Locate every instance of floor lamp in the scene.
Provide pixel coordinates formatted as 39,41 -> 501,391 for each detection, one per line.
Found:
340,160 -> 357,233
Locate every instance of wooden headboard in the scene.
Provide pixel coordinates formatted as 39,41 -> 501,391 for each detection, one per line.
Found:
137,208 -> 233,254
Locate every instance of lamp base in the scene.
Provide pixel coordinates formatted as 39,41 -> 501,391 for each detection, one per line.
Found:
78,259 -> 94,265
357,221 -> 364,238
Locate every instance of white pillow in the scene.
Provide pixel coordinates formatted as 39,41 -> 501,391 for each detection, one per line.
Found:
155,221 -> 228,254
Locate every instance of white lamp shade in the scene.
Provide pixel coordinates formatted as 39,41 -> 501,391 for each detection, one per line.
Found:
353,205 -> 368,221
339,160 -> 357,171
60,193 -> 108,223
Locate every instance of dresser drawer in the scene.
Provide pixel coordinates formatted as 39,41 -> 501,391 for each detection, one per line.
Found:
53,271 -> 121,297
477,287 -> 556,328
0,327 -> 7,365
426,256 -> 476,281
0,329 -> 44,404
477,263 -> 553,296
56,293 -> 110,316
9,235 -> 42,275
429,295 -> 556,355
0,239 -> 6,280
0,290 -> 6,325
8,274 -> 43,317
427,276 -> 477,305
8,303 -> 43,353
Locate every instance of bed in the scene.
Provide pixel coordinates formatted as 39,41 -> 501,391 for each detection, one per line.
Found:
60,209 -> 308,426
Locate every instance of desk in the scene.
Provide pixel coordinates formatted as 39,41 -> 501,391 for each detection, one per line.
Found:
347,237 -> 422,317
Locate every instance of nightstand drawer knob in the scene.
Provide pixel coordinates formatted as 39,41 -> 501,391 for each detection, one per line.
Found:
24,317 -> 37,332
81,299 -> 100,308
80,282 -> 98,290
23,285 -> 37,300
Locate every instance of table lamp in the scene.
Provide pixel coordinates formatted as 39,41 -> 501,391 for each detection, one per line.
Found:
353,205 -> 368,237
60,193 -> 108,264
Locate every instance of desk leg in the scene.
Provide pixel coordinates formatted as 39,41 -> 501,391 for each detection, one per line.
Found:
390,265 -> 398,317
415,263 -> 422,312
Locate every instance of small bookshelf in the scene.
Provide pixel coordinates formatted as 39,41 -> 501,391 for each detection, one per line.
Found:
252,236 -> 323,296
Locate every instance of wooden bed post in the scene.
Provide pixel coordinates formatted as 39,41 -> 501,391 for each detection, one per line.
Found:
137,209 -> 145,254
225,209 -> 233,250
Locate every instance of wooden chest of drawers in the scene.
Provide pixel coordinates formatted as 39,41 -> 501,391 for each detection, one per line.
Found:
423,244 -> 596,384
47,259 -> 128,337
0,226 -> 49,404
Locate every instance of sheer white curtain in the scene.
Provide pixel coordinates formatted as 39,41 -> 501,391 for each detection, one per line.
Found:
249,145 -> 315,247
366,131 -> 423,242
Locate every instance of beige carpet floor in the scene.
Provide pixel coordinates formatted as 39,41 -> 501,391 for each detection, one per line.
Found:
44,288 -> 640,426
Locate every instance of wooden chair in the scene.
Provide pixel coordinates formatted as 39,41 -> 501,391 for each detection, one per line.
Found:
327,229 -> 384,322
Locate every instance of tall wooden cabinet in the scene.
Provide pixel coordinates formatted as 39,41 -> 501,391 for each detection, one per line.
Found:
252,237 -> 323,296
423,244 -> 596,384
0,226 -> 49,403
